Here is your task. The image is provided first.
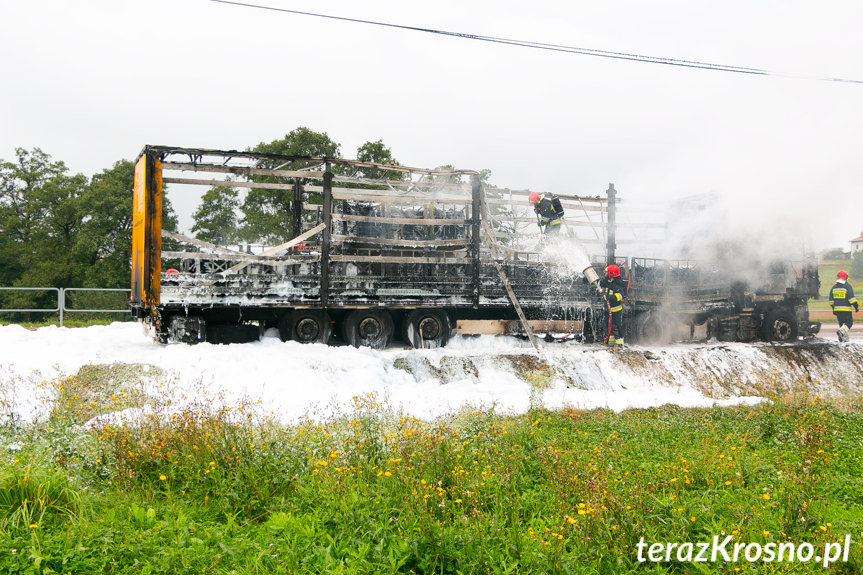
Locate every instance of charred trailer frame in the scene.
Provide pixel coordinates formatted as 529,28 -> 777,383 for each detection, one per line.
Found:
130,146 -> 606,347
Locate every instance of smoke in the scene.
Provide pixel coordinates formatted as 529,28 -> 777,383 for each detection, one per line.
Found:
616,192 -> 816,291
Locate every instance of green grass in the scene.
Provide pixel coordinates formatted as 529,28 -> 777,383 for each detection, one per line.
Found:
2,374 -> 863,574
809,261 -> 859,327
816,260 -> 853,297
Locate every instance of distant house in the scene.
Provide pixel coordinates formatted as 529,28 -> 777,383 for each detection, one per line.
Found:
851,231 -> 863,255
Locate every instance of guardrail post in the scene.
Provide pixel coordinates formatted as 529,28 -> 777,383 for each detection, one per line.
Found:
1,287 -> 130,325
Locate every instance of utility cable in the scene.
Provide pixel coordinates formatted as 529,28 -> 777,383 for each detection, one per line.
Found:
209,0 -> 863,84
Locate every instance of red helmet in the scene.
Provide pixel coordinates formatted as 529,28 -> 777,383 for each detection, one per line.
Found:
528,192 -> 540,203
605,264 -> 620,278
838,270 -> 849,280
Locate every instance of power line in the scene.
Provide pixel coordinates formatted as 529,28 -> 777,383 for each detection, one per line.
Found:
209,0 -> 863,85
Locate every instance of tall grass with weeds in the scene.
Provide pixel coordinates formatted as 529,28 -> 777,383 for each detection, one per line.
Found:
1,373 -> 863,573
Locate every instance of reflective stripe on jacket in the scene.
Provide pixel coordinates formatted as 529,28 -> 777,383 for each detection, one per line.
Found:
830,281 -> 857,312
602,277 -> 625,312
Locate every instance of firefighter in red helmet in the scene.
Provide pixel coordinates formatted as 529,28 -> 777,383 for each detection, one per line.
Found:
600,264 -> 626,350
529,191 -> 563,236
830,270 -> 858,342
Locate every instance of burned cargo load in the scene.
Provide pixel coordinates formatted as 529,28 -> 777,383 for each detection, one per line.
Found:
130,146 -> 820,347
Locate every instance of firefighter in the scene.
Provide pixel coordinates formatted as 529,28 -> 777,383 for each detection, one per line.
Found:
600,264 -> 626,350
528,192 -> 563,236
830,270 -> 858,342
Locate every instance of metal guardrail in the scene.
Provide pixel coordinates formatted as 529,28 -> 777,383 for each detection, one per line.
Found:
0,287 -> 130,326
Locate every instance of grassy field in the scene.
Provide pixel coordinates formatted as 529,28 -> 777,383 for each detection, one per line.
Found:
2,374 -> 862,574
808,260 -> 859,327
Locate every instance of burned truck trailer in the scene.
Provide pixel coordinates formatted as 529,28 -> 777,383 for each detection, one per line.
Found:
130,146 -> 821,347
131,146 -> 603,347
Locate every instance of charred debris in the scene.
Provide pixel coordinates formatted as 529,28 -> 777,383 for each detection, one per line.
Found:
130,146 -> 821,347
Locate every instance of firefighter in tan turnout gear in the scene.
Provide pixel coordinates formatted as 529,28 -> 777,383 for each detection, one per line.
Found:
830,270 -> 858,342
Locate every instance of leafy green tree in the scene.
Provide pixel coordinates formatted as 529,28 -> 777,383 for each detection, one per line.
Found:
241,127 -> 341,243
851,250 -> 863,280
26,171 -> 88,288
354,140 -> 404,181
74,160 -> 136,288
0,148 -> 86,288
191,184 -> 240,245
1,148 -> 66,275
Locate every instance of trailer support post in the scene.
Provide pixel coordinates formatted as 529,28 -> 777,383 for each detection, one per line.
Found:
321,163 -> 333,308
606,183 -> 617,265
471,175 -> 482,308
292,179 -> 303,239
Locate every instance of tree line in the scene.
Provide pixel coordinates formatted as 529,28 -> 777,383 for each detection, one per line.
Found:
0,127 -> 404,314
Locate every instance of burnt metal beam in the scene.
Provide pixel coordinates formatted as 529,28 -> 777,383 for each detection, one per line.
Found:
471,175 -> 482,308
321,164 -> 333,308
606,183 -> 617,265
292,179 -> 304,239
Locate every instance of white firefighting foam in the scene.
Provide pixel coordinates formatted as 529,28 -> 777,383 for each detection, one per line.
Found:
1,322 -> 861,425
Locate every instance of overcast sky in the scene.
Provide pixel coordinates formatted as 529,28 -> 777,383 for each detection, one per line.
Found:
2,0 -> 861,250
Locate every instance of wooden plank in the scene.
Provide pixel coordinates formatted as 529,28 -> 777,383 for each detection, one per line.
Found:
226,223 -> 326,273
332,178 -> 472,194
483,197 -> 606,210
161,251 -> 317,264
310,185 -> 473,203
456,320 -> 508,334
161,230 -> 245,255
329,254 -> 466,264
163,177 -> 296,191
331,213 -> 469,225
457,319 -> 585,335
330,235 -> 470,247
161,162 -> 324,179
485,187 -> 608,204
329,191 -> 472,204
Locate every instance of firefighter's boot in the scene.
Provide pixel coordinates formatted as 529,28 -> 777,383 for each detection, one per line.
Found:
838,325 -> 850,342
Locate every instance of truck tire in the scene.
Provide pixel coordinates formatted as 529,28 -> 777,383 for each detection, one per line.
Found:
403,309 -> 451,349
635,310 -> 672,345
344,309 -> 394,349
762,308 -> 798,342
279,310 -> 332,344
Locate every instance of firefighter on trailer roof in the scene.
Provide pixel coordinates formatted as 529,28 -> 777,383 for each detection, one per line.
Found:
601,264 -> 626,350
528,192 -> 563,236
830,270 -> 858,342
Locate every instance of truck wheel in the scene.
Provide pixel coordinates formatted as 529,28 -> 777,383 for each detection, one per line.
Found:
279,310 -> 332,344
636,310 -> 672,345
762,309 -> 798,342
403,309 -> 450,349
344,309 -> 394,349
